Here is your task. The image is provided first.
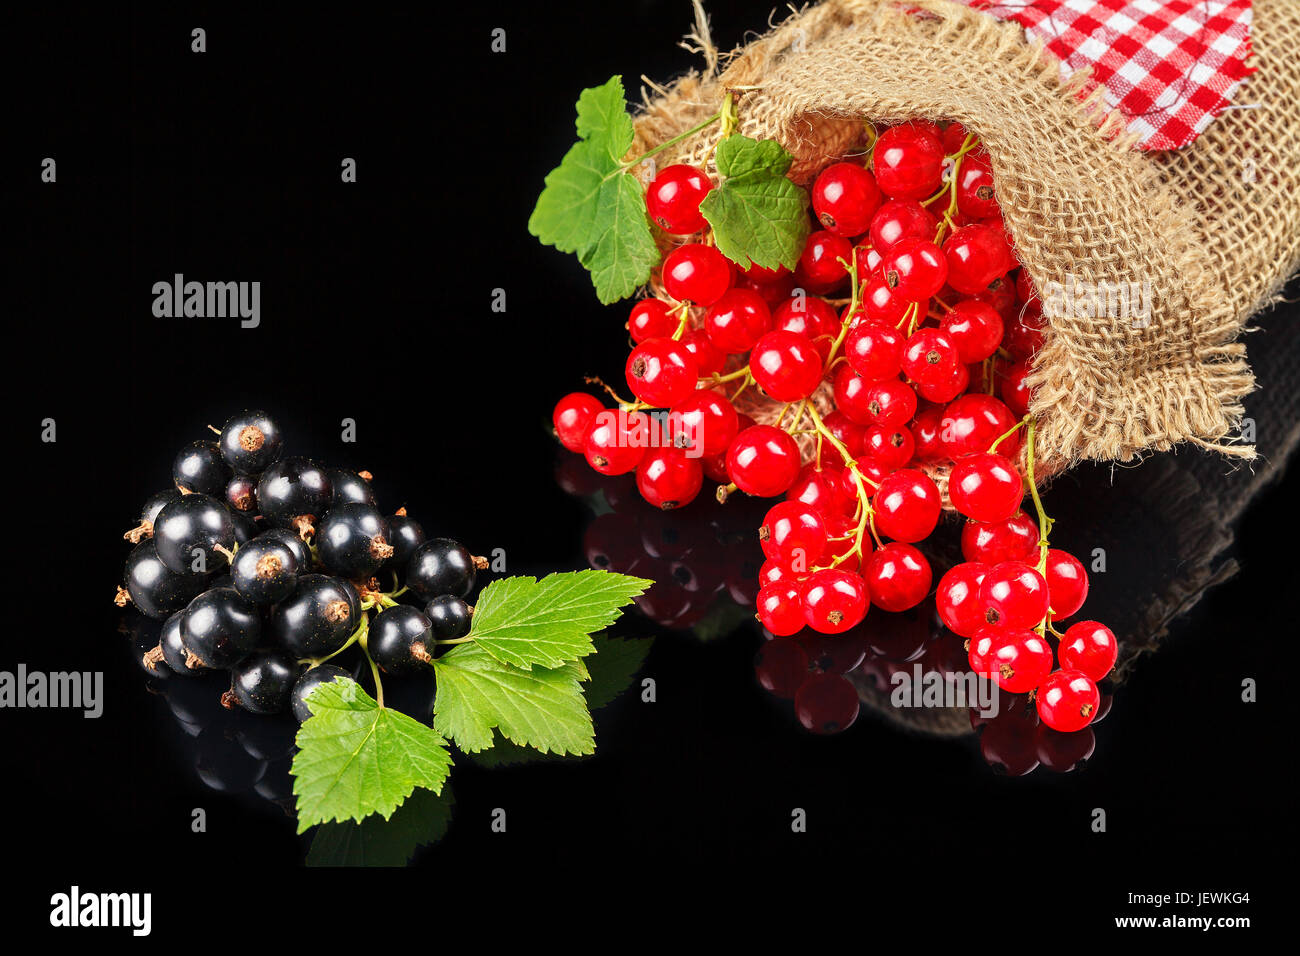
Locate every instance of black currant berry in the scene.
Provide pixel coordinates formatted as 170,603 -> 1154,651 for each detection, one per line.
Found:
259,527 -> 313,573
230,509 -> 260,545
231,536 -> 299,605
174,440 -> 232,497
386,512 -> 426,568
219,410 -> 283,475
256,457 -> 332,534
225,475 -> 259,513
153,493 -> 236,576
125,489 -> 183,543
368,606 -> 433,674
228,649 -> 298,715
122,540 -> 207,619
317,503 -> 393,579
426,594 -> 472,640
181,587 -> 261,669
406,538 -> 477,599
158,609 -> 207,676
329,469 -> 376,507
267,574 -> 359,658
291,664 -> 351,722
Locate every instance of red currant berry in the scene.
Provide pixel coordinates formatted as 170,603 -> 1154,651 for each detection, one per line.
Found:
787,463 -> 852,517
916,361 -> 969,404
750,329 -> 825,401
759,558 -> 802,588
948,452 -> 1024,522
999,358 -> 1035,418
901,327 -> 960,388
760,500 -> 828,568
942,224 -> 1013,295
833,368 -> 918,428
754,638 -> 810,698
627,298 -> 675,343
881,238 -> 948,301
662,243 -> 733,305
743,261 -> 793,284
817,410 -> 865,464
936,561 -> 989,637
1035,724 -> 1096,772
1003,308 -> 1046,359
667,388 -> 739,457
802,568 -> 869,634
862,273 -> 916,325
853,242 -> 883,278
911,405 -> 948,462
552,392 -> 605,453
961,510 -> 1039,565
756,582 -> 806,637
645,164 -> 711,234
973,627 -> 1052,693
625,337 -> 699,408
979,561 -> 1050,629
821,512 -> 866,572
678,328 -> 726,378
872,124 -> 945,200
701,450 -> 729,483
941,121 -> 970,154
845,321 -> 905,381
861,424 -> 915,470
1059,621 -> 1117,682
636,447 -> 704,510
954,151 -> 999,220
796,230 -> 852,293
862,542 -> 931,612
1014,268 -> 1035,303
869,199 -> 937,253
726,425 -> 802,497
704,288 -> 771,353
873,468 -> 941,542
584,409 -> 650,475
941,393 -> 1020,457
794,672 -> 860,733
773,295 -> 839,351
940,299 -> 1004,363
841,460 -> 886,503
812,162 -> 882,237
1036,670 -> 1100,732
1044,549 -> 1089,620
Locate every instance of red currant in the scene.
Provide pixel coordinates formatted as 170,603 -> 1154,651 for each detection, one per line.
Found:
862,273 -> 917,325
872,124 -> 945,200
726,425 -> 802,497
948,452 -> 1024,522
584,409 -> 650,475
662,243 -> 733,305
552,392 -> 605,453
979,561 -> 1049,629
812,162 -> 882,237
794,672 -> 860,733
869,199 -> 937,253
796,230 -> 852,293
750,329 -> 825,401
881,238 -> 948,300
636,447 -> 704,510
1044,549 -> 1089,620
754,637 -> 810,698
861,423 -> 914,470
760,500 -> 828,568
645,164 -> 711,235
901,327 -> 960,388
940,299 -> 1004,363
940,393 -> 1020,457
936,561 -> 988,637
833,368 -> 918,428
625,337 -> 699,407
787,463 -> 853,517
1003,309 -> 1045,360
911,405 -> 947,462
845,321 -> 905,381
802,568 -> 869,634
873,468 -> 941,542
841,460 -> 886,503
817,410 -> 865,464
972,627 -> 1052,693
756,582 -> 806,637
1058,621 -> 1117,682
821,512 -> 866,572
678,327 -> 726,378
667,388 -> 738,457
961,510 -> 1039,565
862,542 -> 931,612
916,361 -> 969,404
704,288 -> 772,353
942,224 -> 1013,295
1036,670 -> 1100,732
954,151 -> 999,220
941,121 -> 970,154
999,358 -> 1035,418
759,558 -> 803,589
853,242 -> 883,278
627,298 -> 675,343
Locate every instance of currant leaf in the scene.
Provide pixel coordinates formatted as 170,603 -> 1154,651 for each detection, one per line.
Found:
580,173 -> 661,304
583,633 -> 653,711
467,569 -> 651,670
431,643 -> 595,756
575,75 -> 636,161
699,134 -> 810,272
291,678 -> 453,834
306,786 -> 455,867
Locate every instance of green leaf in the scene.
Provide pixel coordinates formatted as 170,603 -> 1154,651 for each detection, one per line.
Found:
469,569 -> 651,670
699,134 -> 810,272
527,140 -> 612,255
575,76 -> 635,161
432,643 -> 595,756
583,634 -> 653,711
291,678 -> 453,834
306,787 -> 455,868
579,173 -> 660,304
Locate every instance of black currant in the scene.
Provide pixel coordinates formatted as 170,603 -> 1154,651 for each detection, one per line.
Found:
228,649 -> 298,715
125,488 -> 183,543
157,609 -> 207,676
230,509 -> 260,545
230,535 -> 299,604
291,664 -> 352,722
153,493 -> 236,576
329,469 -> 376,507
259,527 -> 313,573
256,457 -> 332,534
267,574 -> 359,658
181,587 -> 261,669
386,512 -> 426,568
406,538 -> 477,599
225,475 -> 258,514
317,503 -> 393,579
426,594 -> 472,640
367,606 -> 433,674
219,409 -> 284,475
173,440 -> 232,497
122,540 -> 207,619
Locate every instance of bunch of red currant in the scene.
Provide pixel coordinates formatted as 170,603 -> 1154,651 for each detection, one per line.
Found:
552,120 -> 1117,732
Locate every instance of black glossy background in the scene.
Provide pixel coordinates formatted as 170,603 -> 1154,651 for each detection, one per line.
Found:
8,1 -> 1295,935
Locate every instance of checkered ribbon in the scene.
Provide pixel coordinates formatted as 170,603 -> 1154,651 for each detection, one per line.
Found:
952,0 -> 1255,149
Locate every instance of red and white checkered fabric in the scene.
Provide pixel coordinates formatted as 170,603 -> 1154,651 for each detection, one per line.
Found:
952,0 -> 1255,149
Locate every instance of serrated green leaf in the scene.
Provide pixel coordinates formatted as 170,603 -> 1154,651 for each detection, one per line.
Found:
699,134 -> 810,272
432,643 -> 595,756
584,634 -> 653,710
579,173 -> 658,304
307,786 -> 455,868
527,139 -> 614,255
291,678 -> 452,834
575,75 -> 635,161
470,569 -> 651,670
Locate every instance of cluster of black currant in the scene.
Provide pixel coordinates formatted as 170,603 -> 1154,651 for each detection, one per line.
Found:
116,410 -> 485,720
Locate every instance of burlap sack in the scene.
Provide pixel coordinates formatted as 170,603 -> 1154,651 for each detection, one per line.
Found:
632,0 -> 1300,472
